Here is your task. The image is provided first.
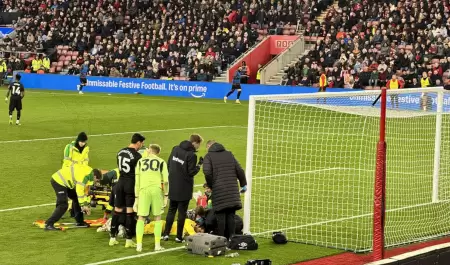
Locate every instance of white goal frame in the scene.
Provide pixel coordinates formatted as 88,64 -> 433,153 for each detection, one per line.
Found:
243,87 -> 447,256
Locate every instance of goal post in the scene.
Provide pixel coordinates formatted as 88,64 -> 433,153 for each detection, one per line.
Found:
243,87 -> 450,255
433,90 -> 444,203
373,87 -> 387,260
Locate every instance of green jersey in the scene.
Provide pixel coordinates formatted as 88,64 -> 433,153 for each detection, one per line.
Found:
135,154 -> 168,194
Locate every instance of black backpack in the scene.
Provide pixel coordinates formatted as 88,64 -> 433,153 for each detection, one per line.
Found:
272,231 -> 288,244
228,234 -> 258,250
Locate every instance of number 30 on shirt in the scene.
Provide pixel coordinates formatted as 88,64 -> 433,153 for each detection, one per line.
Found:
141,159 -> 161,172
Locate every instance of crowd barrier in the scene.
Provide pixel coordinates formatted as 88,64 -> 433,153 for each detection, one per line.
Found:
20,73 -> 352,100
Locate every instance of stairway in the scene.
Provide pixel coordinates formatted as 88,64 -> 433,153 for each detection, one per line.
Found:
315,1 -> 338,23
264,1 -> 337,85
265,48 -> 312,85
213,72 -> 228,83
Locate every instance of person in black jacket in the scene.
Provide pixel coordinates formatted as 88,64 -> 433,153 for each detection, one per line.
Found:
203,140 -> 247,239
163,134 -> 204,242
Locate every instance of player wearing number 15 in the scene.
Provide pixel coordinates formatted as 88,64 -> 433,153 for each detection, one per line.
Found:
109,133 -> 146,248
134,144 -> 169,252
5,74 -> 24,125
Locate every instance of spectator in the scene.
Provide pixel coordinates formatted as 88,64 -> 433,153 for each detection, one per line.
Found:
319,71 -> 327,92
408,78 -> 420,88
256,64 -> 262,84
369,69 -> 379,87
284,0 -> 450,89
42,56 -> 50,72
240,61 -> 250,84
197,69 -> 208,82
202,140 -> 247,240
386,75 -> 404,109
420,72 -> 431,88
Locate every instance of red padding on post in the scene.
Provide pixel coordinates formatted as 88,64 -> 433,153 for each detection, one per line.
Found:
373,141 -> 387,261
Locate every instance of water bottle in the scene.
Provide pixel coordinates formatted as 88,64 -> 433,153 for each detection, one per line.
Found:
225,252 -> 240,258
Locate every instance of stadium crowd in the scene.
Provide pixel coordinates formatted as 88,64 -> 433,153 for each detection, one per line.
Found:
0,0 -> 333,81
284,0 -> 450,89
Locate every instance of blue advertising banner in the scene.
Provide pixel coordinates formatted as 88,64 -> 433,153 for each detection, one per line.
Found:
20,73 -> 354,100
19,74 -> 450,111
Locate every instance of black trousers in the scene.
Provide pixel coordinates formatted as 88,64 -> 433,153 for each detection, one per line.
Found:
215,208 -> 236,240
164,199 -> 190,239
46,179 -> 83,225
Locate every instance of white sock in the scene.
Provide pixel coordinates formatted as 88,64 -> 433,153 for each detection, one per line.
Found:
9,115 -> 12,119
16,120 -> 19,123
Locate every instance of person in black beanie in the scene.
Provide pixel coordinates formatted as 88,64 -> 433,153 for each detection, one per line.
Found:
62,132 -> 90,168
62,132 -> 90,217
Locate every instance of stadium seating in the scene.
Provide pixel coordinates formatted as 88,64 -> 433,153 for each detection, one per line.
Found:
3,0 -> 335,81
284,0 -> 450,89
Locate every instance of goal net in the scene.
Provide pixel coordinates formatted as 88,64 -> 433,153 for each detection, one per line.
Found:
243,87 -> 450,253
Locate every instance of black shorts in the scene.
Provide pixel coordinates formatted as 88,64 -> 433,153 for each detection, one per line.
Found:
114,178 -> 135,208
232,84 -> 241,90
9,97 -> 22,111
80,77 -> 87,85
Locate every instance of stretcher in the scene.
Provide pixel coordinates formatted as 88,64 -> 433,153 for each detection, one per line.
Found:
88,185 -> 111,209
33,218 -> 106,230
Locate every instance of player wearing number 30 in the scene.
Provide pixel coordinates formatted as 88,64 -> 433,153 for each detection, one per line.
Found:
134,144 -> 169,252
5,74 -> 24,125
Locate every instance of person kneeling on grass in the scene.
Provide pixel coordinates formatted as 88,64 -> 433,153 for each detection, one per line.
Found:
134,144 -> 169,252
45,166 -> 102,230
193,205 -> 244,236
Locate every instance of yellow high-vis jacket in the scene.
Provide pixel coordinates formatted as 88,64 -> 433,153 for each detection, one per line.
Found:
32,59 -> 42,71
63,141 -> 90,168
0,61 -> 7,72
51,165 -> 95,206
43,58 -> 50,70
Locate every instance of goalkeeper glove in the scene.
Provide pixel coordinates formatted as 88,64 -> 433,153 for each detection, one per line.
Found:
240,185 -> 247,193
198,156 -> 204,166
4,97 -> 8,103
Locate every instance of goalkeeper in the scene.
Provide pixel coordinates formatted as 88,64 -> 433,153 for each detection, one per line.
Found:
134,144 -> 169,252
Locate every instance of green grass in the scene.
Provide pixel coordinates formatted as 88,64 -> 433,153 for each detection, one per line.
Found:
0,90 -> 343,265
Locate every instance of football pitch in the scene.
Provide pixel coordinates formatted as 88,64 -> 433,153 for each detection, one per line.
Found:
4,89 -> 450,265
0,89 -> 342,265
